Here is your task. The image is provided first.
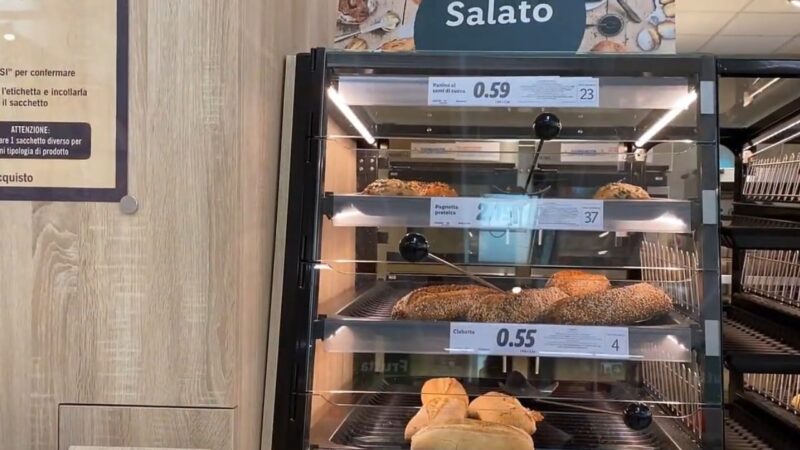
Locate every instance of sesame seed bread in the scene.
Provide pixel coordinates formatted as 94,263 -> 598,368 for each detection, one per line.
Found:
547,283 -> 673,325
467,287 -> 569,323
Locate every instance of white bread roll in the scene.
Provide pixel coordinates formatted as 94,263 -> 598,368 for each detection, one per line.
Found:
404,397 -> 468,440
468,392 -> 544,435
411,420 -> 534,450
420,377 -> 469,407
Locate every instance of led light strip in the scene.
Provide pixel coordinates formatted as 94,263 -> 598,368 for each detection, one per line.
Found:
327,87 -> 376,145
745,115 -> 800,152
635,91 -> 698,148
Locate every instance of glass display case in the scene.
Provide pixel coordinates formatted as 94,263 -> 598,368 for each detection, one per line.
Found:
272,50 -> 723,450
719,58 -> 800,450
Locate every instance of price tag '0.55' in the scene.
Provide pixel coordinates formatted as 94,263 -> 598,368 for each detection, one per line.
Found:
448,323 -> 630,359
428,76 -> 600,108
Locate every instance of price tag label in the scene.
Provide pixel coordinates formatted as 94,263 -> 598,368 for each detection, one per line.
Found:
448,323 -> 630,359
430,198 -> 604,231
537,200 -> 604,231
428,76 -> 600,108
430,197 -> 535,229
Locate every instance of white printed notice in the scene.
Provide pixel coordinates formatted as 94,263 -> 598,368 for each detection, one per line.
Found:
428,77 -> 600,108
449,323 -> 630,359
430,197 -> 604,231
0,0 -> 125,201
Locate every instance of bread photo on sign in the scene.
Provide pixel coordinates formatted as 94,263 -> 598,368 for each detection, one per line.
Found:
338,0 -> 377,24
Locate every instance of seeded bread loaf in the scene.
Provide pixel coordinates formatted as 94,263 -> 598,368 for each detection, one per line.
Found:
545,271 -> 611,297
467,287 -> 569,323
362,179 -> 458,197
391,285 -> 494,321
547,283 -> 673,325
593,182 -> 651,200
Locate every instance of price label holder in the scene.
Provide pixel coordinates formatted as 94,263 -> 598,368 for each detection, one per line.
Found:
448,323 -> 630,359
430,197 -> 604,231
537,199 -> 604,231
428,76 -> 600,108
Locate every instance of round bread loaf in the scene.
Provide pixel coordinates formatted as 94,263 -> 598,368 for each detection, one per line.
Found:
467,287 -> 568,323
468,392 -> 544,435
593,182 -> 651,200
547,282 -> 673,325
546,271 -> 611,297
411,420 -> 534,450
421,378 -> 469,408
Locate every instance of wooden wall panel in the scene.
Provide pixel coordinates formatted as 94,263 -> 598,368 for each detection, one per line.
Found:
59,405 -> 233,450
0,1 -> 336,450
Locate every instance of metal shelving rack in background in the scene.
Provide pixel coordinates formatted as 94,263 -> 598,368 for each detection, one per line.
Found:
719,58 -> 800,450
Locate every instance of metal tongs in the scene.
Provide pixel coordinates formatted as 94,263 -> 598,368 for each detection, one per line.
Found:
399,233 -> 504,292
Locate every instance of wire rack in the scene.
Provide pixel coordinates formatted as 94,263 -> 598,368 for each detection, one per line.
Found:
742,250 -> 800,308
743,153 -> 800,203
642,361 -> 703,441
725,417 -> 772,450
744,373 -> 800,417
640,241 -> 701,320
329,386 -> 690,449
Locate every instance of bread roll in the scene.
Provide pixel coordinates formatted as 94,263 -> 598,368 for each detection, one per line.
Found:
421,377 -> 469,407
548,283 -> 673,325
468,392 -> 544,435
546,271 -> 611,297
404,397 -> 468,440
391,285 -> 494,321
593,182 -> 650,200
362,179 -> 417,196
411,420 -> 534,450
591,40 -> 627,53
467,288 -> 568,323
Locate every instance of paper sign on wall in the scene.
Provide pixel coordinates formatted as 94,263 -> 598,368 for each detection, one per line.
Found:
0,0 -> 128,201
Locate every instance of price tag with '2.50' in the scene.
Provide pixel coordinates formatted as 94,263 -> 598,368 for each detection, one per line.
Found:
430,197 -> 604,231
448,323 -> 630,359
428,76 -> 600,108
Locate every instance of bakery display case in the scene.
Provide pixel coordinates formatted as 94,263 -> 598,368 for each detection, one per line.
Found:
719,58 -> 800,450
272,50 -> 723,449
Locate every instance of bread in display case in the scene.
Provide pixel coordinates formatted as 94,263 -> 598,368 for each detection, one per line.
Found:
271,50 -> 723,449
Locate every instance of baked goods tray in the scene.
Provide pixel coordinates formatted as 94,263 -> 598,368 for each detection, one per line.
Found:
325,386 -> 699,450
317,284 -> 695,362
721,215 -> 800,249
724,305 -> 800,374
324,195 -> 693,233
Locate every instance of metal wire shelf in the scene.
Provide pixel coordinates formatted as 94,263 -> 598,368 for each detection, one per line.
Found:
641,241 -> 702,321
743,153 -> 800,203
643,361 -> 703,442
745,373 -> 800,417
742,250 -> 800,309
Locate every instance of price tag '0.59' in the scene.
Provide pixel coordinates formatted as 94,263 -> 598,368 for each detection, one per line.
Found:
448,323 -> 630,359
428,76 -> 600,108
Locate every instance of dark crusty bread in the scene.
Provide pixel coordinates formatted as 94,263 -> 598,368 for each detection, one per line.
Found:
547,283 -> 673,325
545,271 -> 611,297
467,287 -> 568,323
593,182 -> 650,200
